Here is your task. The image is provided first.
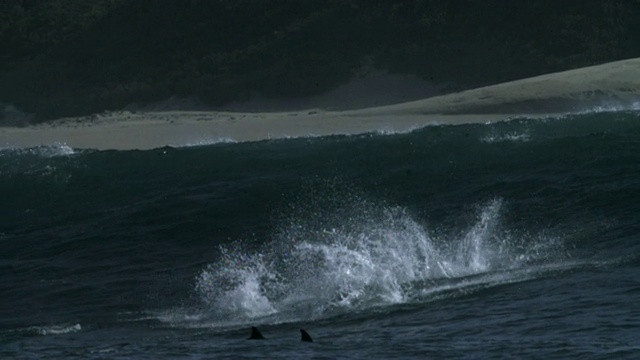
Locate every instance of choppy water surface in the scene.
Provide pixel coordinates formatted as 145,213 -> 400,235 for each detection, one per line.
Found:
1,111 -> 640,359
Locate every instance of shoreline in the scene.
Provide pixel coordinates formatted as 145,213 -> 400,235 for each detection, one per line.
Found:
0,111 -> 537,150
2,58 -> 640,151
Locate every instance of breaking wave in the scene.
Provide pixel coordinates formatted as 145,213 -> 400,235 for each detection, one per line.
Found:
0,143 -> 77,157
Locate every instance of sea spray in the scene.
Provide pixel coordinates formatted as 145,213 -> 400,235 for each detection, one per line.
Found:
196,247 -> 279,319
192,196 -> 565,326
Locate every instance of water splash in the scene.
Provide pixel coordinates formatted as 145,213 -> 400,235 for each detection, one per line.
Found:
186,197 -> 564,327
197,248 -> 279,319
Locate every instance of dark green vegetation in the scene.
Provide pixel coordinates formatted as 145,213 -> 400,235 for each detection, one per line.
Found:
2,0 -> 640,122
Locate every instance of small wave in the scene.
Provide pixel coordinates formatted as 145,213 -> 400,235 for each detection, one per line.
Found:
23,323 -> 82,336
170,138 -> 237,148
0,143 -> 79,182
0,143 -> 77,157
578,100 -> 640,114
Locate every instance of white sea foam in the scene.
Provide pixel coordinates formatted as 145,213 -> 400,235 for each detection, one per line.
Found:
171,138 -> 237,148
27,323 -> 82,336
373,125 -> 423,136
579,100 -> 640,114
0,142 -> 77,157
481,131 -> 530,143
172,196 -> 565,329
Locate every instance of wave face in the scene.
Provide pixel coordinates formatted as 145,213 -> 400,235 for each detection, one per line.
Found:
1,111 -> 640,359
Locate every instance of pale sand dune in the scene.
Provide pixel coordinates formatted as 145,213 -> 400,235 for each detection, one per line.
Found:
355,57 -> 640,115
2,58 -> 640,150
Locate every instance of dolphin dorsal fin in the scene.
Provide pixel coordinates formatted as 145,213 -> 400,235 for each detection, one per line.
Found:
248,326 -> 265,340
300,328 -> 313,342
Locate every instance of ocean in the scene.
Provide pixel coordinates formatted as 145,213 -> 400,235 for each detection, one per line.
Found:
1,111 -> 639,359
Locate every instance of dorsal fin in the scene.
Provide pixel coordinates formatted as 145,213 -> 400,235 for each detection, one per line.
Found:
300,328 -> 313,342
248,326 -> 265,340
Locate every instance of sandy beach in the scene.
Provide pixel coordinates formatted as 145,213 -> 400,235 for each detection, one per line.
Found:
2,58 -> 640,151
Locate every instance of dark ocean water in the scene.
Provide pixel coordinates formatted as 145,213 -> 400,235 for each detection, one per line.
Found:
1,111 -> 640,359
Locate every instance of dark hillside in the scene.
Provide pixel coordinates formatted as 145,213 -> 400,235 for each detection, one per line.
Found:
2,0 -> 639,122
